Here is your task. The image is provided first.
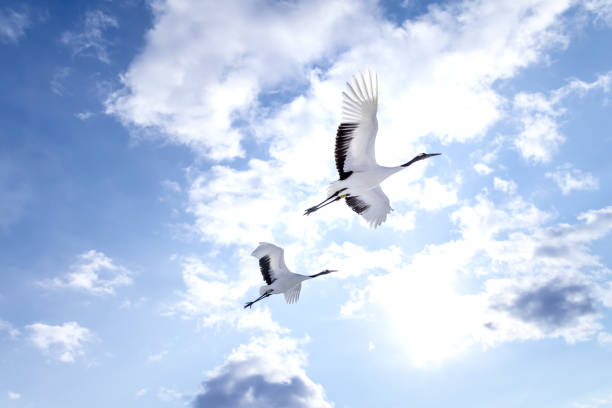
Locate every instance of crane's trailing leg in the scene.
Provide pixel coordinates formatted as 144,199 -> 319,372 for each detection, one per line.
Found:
304,189 -> 346,215
244,292 -> 271,309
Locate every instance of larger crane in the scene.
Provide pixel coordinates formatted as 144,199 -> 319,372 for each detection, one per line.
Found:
304,71 -> 440,228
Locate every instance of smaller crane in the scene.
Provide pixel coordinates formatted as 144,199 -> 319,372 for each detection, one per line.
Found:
244,242 -> 337,309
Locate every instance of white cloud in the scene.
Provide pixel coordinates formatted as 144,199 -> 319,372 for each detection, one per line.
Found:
513,70 -> 612,163
513,93 -> 565,163
0,8 -> 29,43
119,296 -> 148,309
474,163 -> 494,175
75,111 -> 94,120
418,177 -> 460,210
27,321 -> 94,363
135,388 -> 148,398
493,177 -> 517,194
40,250 -> 132,296
598,332 -> 612,344
61,10 -> 118,63
157,387 -> 182,402
546,164 -> 599,195
572,391 -> 612,408
0,319 -> 20,339
192,334 -> 332,408
583,0 -> 612,26
315,242 -> 403,279
147,350 -> 168,362
186,159 -> 334,247
7,391 -> 21,400
386,210 -> 416,231
161,179 -> 181,193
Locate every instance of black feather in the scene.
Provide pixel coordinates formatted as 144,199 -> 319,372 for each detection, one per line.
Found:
346,195 -> 370,215
259,255 -> 275,285
335,123 -> 358,180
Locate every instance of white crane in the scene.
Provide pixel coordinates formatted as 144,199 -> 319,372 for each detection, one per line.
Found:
244,242 -> 337,309
304,71 -> 441,228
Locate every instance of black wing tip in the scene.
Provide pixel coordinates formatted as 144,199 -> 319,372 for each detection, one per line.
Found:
335,122 -> 359,180
346,195 -> 370,215
259,255 -> 274,285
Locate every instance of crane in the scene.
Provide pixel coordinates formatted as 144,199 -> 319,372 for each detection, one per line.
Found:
244,242 -> 337,309
304,70 -> 441,228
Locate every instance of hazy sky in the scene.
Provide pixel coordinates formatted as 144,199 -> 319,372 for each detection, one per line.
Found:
1,0 -> 612,407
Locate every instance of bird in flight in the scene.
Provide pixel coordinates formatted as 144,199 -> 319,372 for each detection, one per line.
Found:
244,242 -> 337,309
304,71 -> 441,228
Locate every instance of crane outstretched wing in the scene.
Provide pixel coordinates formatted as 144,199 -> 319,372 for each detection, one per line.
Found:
345,186 -> 392,228
283,283 -> 302,304
251,242 -> 288,284
335,70 -> 378,179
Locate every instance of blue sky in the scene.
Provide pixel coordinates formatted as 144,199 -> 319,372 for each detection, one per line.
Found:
1,0 -> 612,407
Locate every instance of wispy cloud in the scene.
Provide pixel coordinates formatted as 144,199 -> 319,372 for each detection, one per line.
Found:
513,70 -> 612,163
147,350 -> 168,362
572,391 -> 612,408
0,319 -> 20,339
493,177 -> 517,194
7,391 -> 21,400
597,332 -> 612,344
27,321 -> 94,363
40,250 -> 132,296
0,7 -> 30,43
75,111 -> 94,120
583,0 -> 612,26
546,164 -> 599,195
50,67 -> 71,96
157,387 -> 182,402
0,156 -> 30,233
61,10 -> 118,63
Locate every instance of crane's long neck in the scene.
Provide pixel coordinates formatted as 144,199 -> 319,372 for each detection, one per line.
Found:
401,153 -> 441,167
309,270 -> 337,279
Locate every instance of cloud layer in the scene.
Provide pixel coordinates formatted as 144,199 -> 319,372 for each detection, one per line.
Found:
105,0 -> 612,371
